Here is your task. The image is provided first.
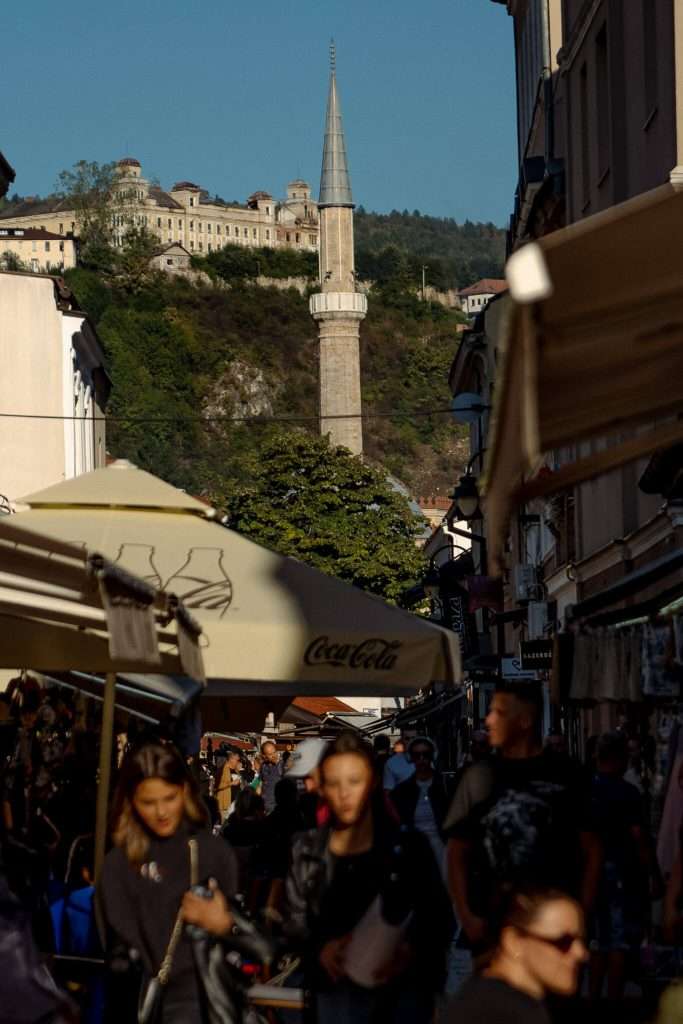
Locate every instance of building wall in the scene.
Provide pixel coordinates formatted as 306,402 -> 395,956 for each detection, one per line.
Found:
3,163 -> 320,257
0,274 -> 105,505
0,233 -> 76,272
562,0 -> 676,222
461,291 -> 496,315
560,0 -> 677,572
0,276 -> 65,502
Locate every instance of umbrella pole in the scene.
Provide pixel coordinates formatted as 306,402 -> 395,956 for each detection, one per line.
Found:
94,671 -> 116,882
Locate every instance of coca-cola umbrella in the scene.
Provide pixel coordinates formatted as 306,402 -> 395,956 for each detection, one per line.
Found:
12,461 -> 461,697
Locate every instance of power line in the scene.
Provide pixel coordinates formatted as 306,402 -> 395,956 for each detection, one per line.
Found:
0,406 -> 455,425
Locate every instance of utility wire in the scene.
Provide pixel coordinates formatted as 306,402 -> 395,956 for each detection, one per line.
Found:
0,407 -> 456,425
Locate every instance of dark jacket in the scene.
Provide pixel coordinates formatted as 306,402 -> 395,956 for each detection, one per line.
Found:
390,772 -> 451,841
285,820 -> 454,990
260,761 -> 283,813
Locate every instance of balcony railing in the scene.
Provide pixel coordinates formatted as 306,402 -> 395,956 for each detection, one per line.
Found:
309,292 -> 368,316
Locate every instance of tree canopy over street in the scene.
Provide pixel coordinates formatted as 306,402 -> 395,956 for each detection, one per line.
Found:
220,430 -> 426,602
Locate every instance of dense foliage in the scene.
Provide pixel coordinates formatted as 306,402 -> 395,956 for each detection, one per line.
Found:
197,243 -> 317,282
65,266 -> 466,501
221,431 -> 426,602
355,208 -> 505,291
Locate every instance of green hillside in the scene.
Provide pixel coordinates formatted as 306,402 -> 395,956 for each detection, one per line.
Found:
355,208 -> 506,291
65,263 -> 467,501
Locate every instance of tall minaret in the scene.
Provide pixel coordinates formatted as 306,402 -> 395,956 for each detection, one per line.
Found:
310,43 -> 367,456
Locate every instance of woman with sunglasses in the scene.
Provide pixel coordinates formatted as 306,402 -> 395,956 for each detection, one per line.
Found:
448,886 -> 587,1023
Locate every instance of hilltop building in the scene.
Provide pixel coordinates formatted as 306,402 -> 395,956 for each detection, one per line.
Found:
0,159 -> 320,255
0,226 -> 76,272
458,277 -> 507,316
310,47 -> 367,456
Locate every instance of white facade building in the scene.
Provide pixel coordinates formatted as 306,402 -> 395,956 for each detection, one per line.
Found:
0,272 -> 108,506
0,159 -> 320,257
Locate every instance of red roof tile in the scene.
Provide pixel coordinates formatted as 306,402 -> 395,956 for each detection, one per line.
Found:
458,278 -> 507,297
292,696 -> 356,717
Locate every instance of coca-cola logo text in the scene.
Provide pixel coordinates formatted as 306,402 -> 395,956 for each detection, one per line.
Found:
304,636 -> 401,671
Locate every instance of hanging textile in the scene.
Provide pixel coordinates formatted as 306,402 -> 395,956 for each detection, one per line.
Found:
642,622 -> 680,698
569,626 -> 642,701
656,722 -> 683,877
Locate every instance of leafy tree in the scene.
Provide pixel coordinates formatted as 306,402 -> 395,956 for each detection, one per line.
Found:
113,225 -> 161,293
0,250 -> 27,271
354,208 -> 506,290
196,243 -> 317,283
55,159 -> 121,270
218,430 -> 426,602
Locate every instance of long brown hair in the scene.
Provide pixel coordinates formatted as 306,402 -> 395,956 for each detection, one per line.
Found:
111,742 -> 208,865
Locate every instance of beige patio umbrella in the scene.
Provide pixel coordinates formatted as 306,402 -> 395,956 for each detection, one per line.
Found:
12,460 -> 461,697
0,515 -> 205,877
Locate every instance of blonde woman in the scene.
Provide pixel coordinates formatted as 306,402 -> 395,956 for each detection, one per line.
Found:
100,742 -> 237,1024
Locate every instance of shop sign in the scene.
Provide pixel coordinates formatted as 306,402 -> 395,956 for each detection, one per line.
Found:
520,639 -> 553,671
501,656 -> 537,681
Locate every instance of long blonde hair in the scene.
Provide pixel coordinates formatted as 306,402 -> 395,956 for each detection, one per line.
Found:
111,742 -> 208,866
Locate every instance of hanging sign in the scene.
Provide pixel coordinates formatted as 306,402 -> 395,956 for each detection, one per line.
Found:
520,639 -> 553,671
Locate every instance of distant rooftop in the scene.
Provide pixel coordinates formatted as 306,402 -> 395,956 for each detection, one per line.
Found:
0,195 -> 72,220
0,227 -> 69,240
458,278 -> 507,297
172,180 -> 201,191
117,157 -> 141,168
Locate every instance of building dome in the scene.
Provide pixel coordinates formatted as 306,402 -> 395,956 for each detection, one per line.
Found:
117,157 -> 141,167
172,180 -> 201,191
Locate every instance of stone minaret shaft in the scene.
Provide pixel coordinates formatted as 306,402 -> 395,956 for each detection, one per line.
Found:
310,47 -> 367,456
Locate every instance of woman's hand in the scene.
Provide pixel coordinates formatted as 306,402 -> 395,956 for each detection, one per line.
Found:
182,878 -> 233,936
319,934 -> 351,982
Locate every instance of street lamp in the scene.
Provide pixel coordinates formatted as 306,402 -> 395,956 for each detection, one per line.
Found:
423,542 -> 470,602
450,449 -> 486,522
451,473 -> 480,521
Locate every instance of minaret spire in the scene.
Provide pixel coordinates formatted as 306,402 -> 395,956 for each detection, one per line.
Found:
310,45 -> 367,456
319,43 -> 353,208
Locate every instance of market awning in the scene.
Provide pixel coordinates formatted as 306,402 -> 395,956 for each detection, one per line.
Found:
0,517 -> 204,678
484,183 -> 683,572
0,515 -> 206,881
12,461 -> 461,697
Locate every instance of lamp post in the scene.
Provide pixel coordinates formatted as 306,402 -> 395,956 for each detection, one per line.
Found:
423,542 -> 469,603
447,448 -> 489,573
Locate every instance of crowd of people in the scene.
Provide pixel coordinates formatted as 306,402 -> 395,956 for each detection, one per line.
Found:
1,674 -> 683,1023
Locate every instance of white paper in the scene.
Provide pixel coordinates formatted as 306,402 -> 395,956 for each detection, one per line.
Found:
343,896 -> 411,990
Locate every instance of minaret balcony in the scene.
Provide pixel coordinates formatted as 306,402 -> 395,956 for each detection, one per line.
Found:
309,291 -> 368,318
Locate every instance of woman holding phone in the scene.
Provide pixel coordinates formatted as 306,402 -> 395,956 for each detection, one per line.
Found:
100,742 -> 237,1024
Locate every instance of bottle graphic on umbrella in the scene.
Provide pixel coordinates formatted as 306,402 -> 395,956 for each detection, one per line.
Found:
162,547 -> 234,616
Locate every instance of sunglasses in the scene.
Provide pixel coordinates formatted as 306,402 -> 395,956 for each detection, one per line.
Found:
517,927 -> 584,954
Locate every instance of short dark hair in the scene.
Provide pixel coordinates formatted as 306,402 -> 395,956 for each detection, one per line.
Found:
597,731 -> 628,765
495,680 -> 544,728
373,734 -> 390,753
408,736 -> 436,758
231,788 -> 264,820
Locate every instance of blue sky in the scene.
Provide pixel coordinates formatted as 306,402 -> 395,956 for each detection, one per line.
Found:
2,0 -> 517,225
